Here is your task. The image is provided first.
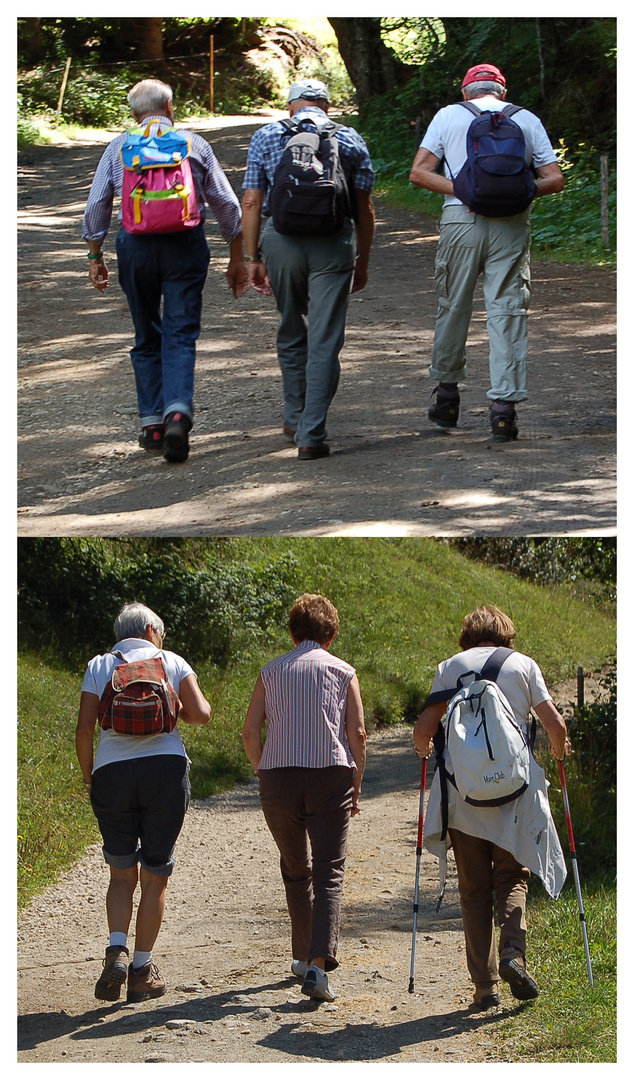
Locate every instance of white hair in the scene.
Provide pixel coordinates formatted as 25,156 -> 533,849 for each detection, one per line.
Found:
113,602 -> 164,642
127,79 -> 173,119
463,80 -> 505,99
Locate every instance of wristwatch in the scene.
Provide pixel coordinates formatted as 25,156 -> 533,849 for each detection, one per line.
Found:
246,252 -> 263,262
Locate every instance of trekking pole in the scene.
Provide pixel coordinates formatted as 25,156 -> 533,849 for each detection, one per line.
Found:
408,756 -> 427,992
558,759 -> 594,986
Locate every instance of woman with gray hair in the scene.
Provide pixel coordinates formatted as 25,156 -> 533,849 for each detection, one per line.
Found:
76,602 -> 210,1004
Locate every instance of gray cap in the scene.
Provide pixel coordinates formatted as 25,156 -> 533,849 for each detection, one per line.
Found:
287,79 -> 330,103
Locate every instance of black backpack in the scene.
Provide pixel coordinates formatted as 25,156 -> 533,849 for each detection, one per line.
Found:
449,101 -> 537,218
269,117 -> 352,236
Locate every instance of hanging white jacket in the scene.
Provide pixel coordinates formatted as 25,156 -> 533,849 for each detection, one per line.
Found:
423,751 -> 567,901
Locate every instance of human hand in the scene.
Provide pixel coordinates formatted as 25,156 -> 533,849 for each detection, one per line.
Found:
549,736 -> 572,761
351,792 -> 362,817
414,739 -> 434,759
89,259 -> 109,292
249,261 -> 273,296
350,264 -> 368,294
227,259 -> 250,299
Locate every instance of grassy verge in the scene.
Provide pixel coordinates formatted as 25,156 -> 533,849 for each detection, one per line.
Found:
492,880 -> 616,1062
18,539 -> 615,911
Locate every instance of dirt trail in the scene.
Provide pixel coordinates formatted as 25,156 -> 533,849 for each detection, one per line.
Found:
18,726 -> 539,1065
18,116 -> 615,537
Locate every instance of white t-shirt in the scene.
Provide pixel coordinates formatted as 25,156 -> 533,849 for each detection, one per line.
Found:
81,637 -> 195,772
430,645 -> 551,737
421,96 -> 558,207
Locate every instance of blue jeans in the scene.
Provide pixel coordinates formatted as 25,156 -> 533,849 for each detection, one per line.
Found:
261,219 -> 356,446
116,226 -> 210,426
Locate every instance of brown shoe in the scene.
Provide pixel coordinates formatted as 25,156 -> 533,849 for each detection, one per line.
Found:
283,423 -> 296,439
94,945 -> 129,1001
298,442 -> 330,460
126,961 -> 166,1003
499,956 -> 539,1000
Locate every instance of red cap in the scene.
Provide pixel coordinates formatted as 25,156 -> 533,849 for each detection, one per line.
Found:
462,64 -> 506,89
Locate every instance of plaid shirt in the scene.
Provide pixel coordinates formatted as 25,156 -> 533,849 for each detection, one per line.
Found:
243,107 -> 375,214
82,115 -> 242,244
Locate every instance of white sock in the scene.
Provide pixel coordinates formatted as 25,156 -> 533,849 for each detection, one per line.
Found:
110,932 -> 128,949
133,950 -> 152,970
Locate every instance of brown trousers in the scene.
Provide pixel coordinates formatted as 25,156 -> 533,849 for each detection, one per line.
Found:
449,828 -> 530,992
258,765 -> 354,971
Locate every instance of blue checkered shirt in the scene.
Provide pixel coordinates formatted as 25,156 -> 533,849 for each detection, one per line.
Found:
242,107 -> 375,214
82,115 -> 243,244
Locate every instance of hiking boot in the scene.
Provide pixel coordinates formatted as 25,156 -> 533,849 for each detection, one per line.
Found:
301,966 -> 335,1002
291,960 -> 308,981
94,945 -> 129,1001
499,956 -> 539,1000
138,424 -> 164,452
473,991 -> 501,1010
298,442 -> 330,460
126,961 -> 166,1003
489,400 -> 519,442
428,383 -> 460,429
163,412 -> 191,463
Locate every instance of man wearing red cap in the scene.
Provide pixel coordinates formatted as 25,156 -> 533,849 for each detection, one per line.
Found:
410,65 -> 564,441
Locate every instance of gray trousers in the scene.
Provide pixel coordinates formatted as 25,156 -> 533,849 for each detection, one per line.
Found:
430,205 -> 532,402
261,218 -> 356,446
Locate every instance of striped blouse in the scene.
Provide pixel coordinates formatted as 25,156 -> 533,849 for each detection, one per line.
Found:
259,640 -> 356,770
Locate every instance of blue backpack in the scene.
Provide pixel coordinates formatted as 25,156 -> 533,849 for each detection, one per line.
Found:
450,101 -> 536,218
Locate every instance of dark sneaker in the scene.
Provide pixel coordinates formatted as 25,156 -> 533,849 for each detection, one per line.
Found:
138,424 -> 164,452
428,383 -> 460,429
499,957 -> 539,1000
126,961 -> 166,1003
94,945 -> 129,1001
163,412 -> 191,463
489,401 -> 519,442
301,966 -> 335,1002
298,443 -> 330,460
473,992 -> 501,1010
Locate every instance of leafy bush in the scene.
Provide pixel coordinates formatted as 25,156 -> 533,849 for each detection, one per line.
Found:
18,538 -> 299,667
18,65 -> 137,127
449,538 -> 615,599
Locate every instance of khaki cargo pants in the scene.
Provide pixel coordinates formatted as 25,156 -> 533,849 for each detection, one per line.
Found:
429,204 -> 532,402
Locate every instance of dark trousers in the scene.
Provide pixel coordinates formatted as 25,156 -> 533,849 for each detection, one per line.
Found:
116,225 -> 210,426
449,828 -> 530,991
258,766 -> 354,971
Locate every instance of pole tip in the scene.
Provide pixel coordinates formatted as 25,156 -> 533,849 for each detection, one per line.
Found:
408,978 -> 414,993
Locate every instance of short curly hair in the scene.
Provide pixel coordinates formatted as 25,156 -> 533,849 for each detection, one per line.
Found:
459,605 -> 517,651
288,593 -> 340,646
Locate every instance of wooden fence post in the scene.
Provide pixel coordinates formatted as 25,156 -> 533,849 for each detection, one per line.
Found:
209,35 -> 214,114
600,154 -> 609,247
55,57 -> 71,128
577,666 -> 585,711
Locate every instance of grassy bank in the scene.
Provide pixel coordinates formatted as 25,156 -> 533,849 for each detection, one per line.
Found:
18,538 -> 615,912
494,882 -> 616,1061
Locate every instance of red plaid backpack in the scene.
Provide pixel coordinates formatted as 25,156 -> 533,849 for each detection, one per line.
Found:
98,650 -> 180,736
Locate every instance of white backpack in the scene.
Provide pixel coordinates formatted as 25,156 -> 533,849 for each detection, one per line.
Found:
425,649 -> 535,828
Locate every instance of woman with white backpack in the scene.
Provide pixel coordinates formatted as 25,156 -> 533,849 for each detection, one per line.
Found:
413,605 -> 571,1010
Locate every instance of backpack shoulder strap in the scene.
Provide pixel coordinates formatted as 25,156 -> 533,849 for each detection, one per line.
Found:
479,646 -> 514,683
458,100 -> 482,118
110,650 -> 127,663
501,104 -> 524,119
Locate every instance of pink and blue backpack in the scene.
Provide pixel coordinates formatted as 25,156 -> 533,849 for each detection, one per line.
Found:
120,123 -> 201,234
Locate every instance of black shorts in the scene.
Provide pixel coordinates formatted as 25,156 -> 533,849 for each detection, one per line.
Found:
90,754 -> 190,877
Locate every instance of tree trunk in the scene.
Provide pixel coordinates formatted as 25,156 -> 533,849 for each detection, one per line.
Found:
138,17 -> 165,62
328,17 -> 416,108
20,17 -> 43,65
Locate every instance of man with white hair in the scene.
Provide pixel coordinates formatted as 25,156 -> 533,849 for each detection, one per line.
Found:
82,79 -> 248,463
241,79 -> 375,459
410,64 -> 564,442
76,602 -> 210,1003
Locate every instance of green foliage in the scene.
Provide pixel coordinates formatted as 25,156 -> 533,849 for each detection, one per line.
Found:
449,538 -> 615,598
494,884 -> 616,1061
17,538 -> 615,909
18,65 -> 140,127
17,538 -> 298,666
530,145 -> 616,263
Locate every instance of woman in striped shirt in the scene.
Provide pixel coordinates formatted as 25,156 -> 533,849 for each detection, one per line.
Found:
242,593 -> 366,1003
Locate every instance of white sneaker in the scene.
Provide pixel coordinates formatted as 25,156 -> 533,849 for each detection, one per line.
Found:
291,960 -> 308,980
301,966 -> 335,1002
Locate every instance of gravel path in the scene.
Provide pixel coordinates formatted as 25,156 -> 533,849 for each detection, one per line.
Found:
18,116 -> 616,537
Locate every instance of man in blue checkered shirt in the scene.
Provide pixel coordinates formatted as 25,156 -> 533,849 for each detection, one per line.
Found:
242,79 -> 375,460
82,79 -> 248,464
